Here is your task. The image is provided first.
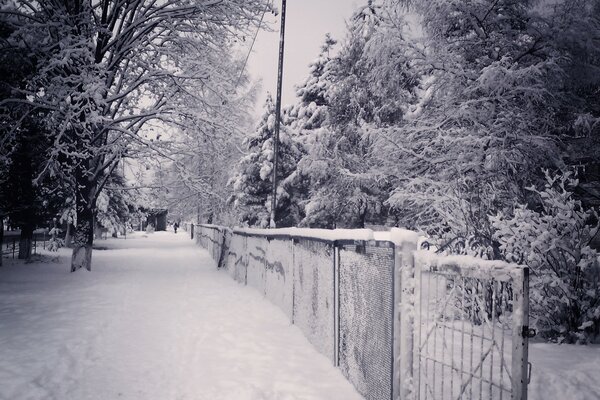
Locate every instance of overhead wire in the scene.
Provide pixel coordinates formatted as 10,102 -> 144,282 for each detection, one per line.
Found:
233,0 -> 272,91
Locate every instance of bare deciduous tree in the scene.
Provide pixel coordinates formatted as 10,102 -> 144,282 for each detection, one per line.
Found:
0,0 -> 269,271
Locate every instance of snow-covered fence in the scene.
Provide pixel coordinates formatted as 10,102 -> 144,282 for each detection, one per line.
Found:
2,231 -> 49,259
409,253 -> 530,400
194,225 -> 530,400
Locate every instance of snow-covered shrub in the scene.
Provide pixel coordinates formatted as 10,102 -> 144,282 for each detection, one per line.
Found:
47,227 -> 63,252
491,172 -> 600,343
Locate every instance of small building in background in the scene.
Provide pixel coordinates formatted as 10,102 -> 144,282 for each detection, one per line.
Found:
143,209 -> 168,231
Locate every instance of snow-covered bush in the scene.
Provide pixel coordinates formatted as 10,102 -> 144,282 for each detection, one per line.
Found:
491,172 -> 600,343
47,227 -> 64,252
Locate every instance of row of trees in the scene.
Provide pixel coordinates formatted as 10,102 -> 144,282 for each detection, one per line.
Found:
0,0 -> 270,270
228,0 -> 600,342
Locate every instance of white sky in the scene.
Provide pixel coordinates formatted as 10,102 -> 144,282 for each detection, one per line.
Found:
245,0 -> 362,119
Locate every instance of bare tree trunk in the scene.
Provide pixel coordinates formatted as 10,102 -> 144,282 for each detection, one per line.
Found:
71,166 -> 95,272
65,223 -> 74,248
18,225 -> 33,260
0,216 -> 3,267
71,206 -> 94,272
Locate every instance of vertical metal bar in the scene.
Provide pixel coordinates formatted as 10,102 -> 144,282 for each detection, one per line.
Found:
432,275 -> 439,397
479,281 -> 485,400
244,235 -> 248,286
393,243 -> 402,400
511,268 -> 529,400
469,278 -> 475,400
415,257 -> 423,400
399,237 -> 417,400
459,277 -> 467,399
424,273 -> 431,400
263,237 -> 268,296
333,242 -> 339,367
489,280 -> 497,399
499,283 -> 507,400
291,238 -> 296,324
440,276 -> 446,400
450,278 -> 457,398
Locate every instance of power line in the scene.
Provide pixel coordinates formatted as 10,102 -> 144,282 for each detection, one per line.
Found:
233,1 -> 271,90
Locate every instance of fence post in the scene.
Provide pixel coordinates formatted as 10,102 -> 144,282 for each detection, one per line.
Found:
391,228 -> 419,400
244,235 -> 248,285
512,267 -> 530,400
333,240 -> 340,367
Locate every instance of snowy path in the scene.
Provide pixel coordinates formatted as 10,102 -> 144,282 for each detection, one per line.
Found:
0,232 -> 361,400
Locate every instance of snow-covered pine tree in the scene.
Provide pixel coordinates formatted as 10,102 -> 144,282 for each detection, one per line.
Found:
96,172 -> 139,238
280,35 -> 337,228
228,94 -> 303,228
297,4 -> 393,228
289,34 -> 337,133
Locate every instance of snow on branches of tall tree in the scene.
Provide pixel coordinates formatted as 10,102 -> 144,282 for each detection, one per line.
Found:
0,0 -> 270,271
228,94 -> 303,228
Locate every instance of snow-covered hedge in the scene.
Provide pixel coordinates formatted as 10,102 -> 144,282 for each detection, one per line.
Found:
492,172 -> 600,343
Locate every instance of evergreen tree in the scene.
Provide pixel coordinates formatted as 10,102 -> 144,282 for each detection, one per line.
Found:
289,34 -> 337,132
296,5 -> 394,228
228,95 -> 303,227
0,17 -> 66,259
96,171 -> 139,237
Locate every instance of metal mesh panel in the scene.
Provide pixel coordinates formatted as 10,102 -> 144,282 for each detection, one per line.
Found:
264,238 -> 294,319
413,257 -> 526,400
292,239 -> 335,361
210,229 -> 221,261
246,236 -> 267,294
338,242 -> 395,400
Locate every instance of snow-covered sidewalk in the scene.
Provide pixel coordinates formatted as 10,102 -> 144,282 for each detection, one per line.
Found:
0,232 -> 361,400
1,232 -> 599,400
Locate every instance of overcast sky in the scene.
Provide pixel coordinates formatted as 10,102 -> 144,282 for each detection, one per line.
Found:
245,0 -> 362,119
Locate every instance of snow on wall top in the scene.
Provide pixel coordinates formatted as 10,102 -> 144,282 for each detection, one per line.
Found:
198,223 -> 231,231
373,228 -> 422,245
389,228 -> 419,245
232,227 -> 376,242
200,224 -> 422,243
414,250 -> 525,282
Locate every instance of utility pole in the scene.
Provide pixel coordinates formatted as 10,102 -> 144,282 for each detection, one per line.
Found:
270,0 -> 287,228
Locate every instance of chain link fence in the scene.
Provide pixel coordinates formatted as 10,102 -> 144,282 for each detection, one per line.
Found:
194,225 -> 530,400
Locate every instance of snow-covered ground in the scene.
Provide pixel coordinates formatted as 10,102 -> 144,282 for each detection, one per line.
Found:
0,232 -> 361,400
0,232 -> 598,400
528,342 -> 600,400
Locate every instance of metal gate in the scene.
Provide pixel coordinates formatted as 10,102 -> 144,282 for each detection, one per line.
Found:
405,253 -> 531,400
194,225 -> 532,400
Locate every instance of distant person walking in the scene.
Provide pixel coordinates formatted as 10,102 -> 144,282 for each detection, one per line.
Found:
173,222 -> 179,234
